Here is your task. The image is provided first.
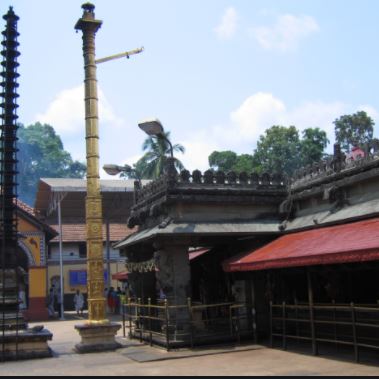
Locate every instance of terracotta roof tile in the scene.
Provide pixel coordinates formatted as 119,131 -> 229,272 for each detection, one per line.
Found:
50,223 -> 137,243
16,199 -> 38,218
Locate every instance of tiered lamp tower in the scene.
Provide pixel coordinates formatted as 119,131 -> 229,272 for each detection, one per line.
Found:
74,3 -> 121,353
0,7 -> 52,361
0,7 -> 19,275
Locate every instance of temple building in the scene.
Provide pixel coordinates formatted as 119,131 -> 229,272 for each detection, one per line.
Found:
115,142 -> 379,359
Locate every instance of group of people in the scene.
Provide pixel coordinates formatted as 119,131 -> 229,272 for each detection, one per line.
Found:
46,284 -> 130,318
105,287 -> 128,314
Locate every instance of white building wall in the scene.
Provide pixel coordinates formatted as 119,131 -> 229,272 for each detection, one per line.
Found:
49,243 -> 121,261
50,243 -> 80,261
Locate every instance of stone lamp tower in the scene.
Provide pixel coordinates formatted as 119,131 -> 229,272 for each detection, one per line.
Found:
74,3 -> 121,353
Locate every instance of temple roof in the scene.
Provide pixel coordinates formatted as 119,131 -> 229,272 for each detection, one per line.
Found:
114,220 -> 281,249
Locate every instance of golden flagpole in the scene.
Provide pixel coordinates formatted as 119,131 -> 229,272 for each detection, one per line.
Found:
74,3 -> 120,352
75,2 -> 106,324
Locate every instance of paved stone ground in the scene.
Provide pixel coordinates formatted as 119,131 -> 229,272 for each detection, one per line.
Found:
0,313 -> 378,376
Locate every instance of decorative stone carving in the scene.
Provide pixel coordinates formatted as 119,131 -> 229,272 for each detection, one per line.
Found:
180,170 -> 191,183
227,171 -> 237,184
239,172 -> 248,184
204,170 -> 214,185
261,173 -> 271,186
251,173 -> 259,186
216,171 -> 226,184
192,170 -> 202,184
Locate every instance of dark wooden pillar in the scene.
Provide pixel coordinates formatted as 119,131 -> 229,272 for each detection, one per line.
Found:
307,269 -> 318,356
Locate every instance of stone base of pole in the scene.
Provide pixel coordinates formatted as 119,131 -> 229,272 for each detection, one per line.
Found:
75,322 -> 122,354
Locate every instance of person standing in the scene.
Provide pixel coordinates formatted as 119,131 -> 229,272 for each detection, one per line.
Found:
74,289 -> 84,316
115,287 -> 122,314
55,288 -> 63,319
107,287 -> 115,314
18,285 -> 27,311
47,288 -> 55,318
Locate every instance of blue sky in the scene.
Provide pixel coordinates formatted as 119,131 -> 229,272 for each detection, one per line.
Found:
5,0 -> 379,176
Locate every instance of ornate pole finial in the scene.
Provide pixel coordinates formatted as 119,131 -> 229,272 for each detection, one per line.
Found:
82,2 -> 95,12
3,7 -> 19,22
81,3 -> 96,20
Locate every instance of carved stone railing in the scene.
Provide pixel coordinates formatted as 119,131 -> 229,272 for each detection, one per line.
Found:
291,142 -> 379,190
291,154 -> 379,189
134,170 -> 288,206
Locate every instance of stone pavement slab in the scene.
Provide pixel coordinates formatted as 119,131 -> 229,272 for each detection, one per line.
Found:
0,315 -> 378,376
118,343 -> 264,363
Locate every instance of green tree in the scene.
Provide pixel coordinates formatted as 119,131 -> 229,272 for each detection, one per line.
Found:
252,125 -> 301,175
18,123 -> 86,205
208,151 -> 237,172
300,128 -> 329,166
233,154 -> 255,173
118,159 -> 148,181
334,111 -> 374,152
139,131 -> 185,179
208,151 -> 255,173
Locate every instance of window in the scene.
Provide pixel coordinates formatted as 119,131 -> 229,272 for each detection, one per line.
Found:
79,243 -> 87,259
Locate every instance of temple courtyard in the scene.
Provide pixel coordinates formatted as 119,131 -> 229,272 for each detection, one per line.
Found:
0,314 -> 377,376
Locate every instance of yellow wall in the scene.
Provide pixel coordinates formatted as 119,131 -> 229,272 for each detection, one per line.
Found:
29,268 -> 47,298
18,218 -> 38,233
48,262 -> 125,294
18,218 -> 42,266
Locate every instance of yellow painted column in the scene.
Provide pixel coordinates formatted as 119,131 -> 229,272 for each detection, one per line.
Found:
25,267 -> 48,321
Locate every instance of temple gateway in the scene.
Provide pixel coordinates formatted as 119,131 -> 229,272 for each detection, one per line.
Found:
115,144 -> 379,360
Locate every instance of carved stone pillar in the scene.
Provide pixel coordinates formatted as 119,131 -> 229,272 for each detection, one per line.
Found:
155,244 -> 191,306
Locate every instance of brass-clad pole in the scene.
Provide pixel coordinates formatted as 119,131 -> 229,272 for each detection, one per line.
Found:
75,3 -> 106,324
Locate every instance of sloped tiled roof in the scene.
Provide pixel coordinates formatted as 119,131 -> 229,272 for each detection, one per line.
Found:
50,223 -> 137,243
14,199 -> 58,238
16,199 -> 39,218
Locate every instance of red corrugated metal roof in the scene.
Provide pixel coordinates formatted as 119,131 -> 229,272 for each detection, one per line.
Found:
224,218 -> 379,272
112,271 -> 128,281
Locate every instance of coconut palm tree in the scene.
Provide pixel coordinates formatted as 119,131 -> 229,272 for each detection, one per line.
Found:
140,131 -> 185,179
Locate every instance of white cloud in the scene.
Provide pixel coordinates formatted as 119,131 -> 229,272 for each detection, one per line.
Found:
35,84 -> 123,136
231,93 -> 286,141
214,7 -> 238,41
181,93 -> 379,171
250,14 -> 320,52
230,93 -> 346,146
181,138 -> 219,172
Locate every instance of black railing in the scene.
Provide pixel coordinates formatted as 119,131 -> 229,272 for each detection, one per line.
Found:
270,301 -> 379,362
122,299 -> 254,351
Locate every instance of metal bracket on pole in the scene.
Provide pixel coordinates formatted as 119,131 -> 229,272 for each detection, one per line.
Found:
95,47 -> 144,65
